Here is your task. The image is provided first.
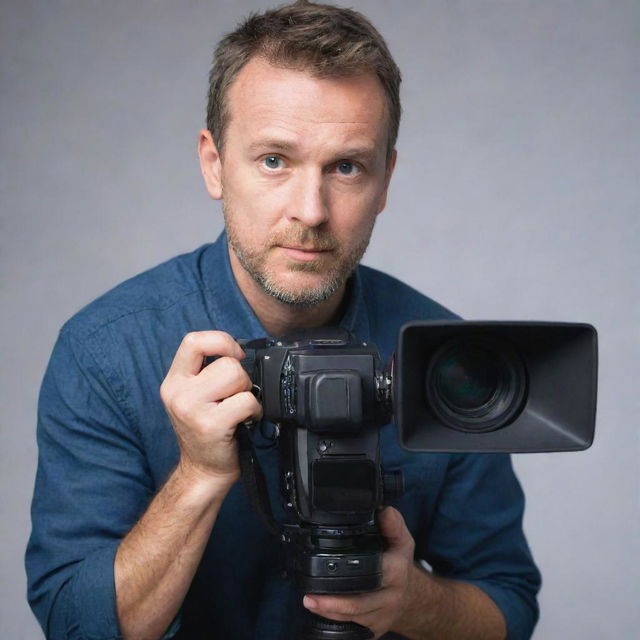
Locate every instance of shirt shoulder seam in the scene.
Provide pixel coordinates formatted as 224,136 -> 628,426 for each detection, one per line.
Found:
61,287 -> 216,342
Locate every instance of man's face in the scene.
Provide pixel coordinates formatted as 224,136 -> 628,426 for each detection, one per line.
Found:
208,56 -> 395,307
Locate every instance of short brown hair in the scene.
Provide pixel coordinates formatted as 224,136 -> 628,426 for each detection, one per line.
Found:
207,0 -> 402,161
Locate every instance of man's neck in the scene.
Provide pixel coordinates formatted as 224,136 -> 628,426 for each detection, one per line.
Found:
228,247 -> 347,337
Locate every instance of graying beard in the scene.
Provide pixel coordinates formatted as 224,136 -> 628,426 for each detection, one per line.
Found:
234,244 -> 343,308
223,196 -> 375,309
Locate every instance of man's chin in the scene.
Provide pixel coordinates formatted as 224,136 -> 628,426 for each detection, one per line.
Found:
259,270 -> 344,308
285,260 -> 325,274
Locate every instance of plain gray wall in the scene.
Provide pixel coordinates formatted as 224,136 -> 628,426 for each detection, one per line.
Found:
1,1 -> 638,637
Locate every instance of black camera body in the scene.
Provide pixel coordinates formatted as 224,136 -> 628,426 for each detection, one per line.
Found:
241,329 -> 399,594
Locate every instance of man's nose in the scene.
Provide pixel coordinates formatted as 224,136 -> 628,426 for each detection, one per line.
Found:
286,171 -> 329,227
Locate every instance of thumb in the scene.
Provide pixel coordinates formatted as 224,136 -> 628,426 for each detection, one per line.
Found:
378,507 -> 414,553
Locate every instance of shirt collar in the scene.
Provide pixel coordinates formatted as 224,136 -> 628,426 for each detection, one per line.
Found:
200,232 -> 371,342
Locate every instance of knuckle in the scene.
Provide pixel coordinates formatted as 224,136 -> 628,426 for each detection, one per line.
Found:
343,602 -> 359,617
171,394 -> 194,420
180,331 -> 240,358
208,330 -> 236,352
213,330 -> 234,345
182,331 -> 200,348
242,391 -> 263,416
159,380 -> 171,404
228,391 -> 261,416
217,355 -> 239,370
217,356 -> 245,380
326,598 -> 357,617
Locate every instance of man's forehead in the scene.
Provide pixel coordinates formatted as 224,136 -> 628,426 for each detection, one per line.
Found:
225,56 -> 388,136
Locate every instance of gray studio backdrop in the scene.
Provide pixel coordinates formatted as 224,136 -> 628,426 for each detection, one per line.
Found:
1,1 -> 638,638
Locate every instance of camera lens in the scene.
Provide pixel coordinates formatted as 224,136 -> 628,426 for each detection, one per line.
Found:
425,336 -> 527,432
436,350 -> 500,412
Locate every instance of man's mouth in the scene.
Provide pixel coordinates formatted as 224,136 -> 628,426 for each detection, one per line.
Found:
279,245 -> 332,262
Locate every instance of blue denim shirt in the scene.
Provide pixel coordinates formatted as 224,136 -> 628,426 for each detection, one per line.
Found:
26,234 -> 540,639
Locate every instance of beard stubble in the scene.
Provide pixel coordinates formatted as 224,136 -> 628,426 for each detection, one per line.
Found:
223,201 -> 376,308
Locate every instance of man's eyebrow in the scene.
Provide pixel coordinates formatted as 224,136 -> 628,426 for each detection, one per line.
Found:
246,140 -> 379,163
338,147 -> 378,162
247,139 -> 297,153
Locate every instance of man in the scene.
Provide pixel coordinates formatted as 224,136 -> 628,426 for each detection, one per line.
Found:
26,2 -> 540,639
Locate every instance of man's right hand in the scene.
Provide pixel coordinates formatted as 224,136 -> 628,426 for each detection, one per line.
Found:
160,330 -> 263,487
117,331 -> 261,639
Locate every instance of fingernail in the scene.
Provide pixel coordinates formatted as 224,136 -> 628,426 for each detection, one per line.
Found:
303,596 -> 317,609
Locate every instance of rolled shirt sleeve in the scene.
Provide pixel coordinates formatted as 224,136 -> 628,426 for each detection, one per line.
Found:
26,328 -> 155,639
418,453 -> 541,640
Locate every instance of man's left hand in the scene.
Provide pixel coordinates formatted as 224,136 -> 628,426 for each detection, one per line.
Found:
303,506 -> 416,639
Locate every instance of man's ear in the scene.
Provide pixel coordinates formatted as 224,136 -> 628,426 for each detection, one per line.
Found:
376,149 -> 397,215
198,129 -> 223,200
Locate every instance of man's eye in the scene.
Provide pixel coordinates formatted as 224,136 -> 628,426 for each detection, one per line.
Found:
336,161 -> 360,176
263,156 -> 284,170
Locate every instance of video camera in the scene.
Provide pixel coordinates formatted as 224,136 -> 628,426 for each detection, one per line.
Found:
234,320 -> 597,640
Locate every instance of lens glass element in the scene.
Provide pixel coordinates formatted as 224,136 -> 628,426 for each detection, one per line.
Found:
425,336 -> 527,432
436,350 -> 499,412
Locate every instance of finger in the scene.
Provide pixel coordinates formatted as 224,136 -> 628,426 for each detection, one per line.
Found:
213,391 -> 263,427
303,592 -> 384,620
378,507 -> 414,552
182,391 -> 262,442
303,602 -> 378,633
168,331 -> 245,377
189,356 -> 253,403
165,374 -> 253,425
